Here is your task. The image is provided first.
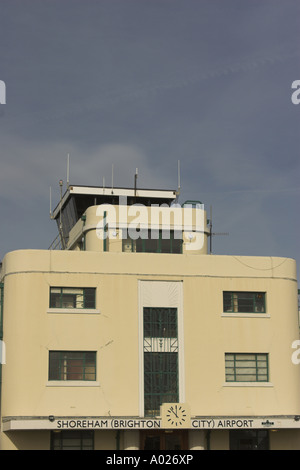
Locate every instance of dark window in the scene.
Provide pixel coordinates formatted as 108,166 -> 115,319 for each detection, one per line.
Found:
50,287 -> 96,309
230,430 -> 269,450
122,230 -> 182,254
144,352 -> 179,417
49,351 -> 96,381
223,292 -> 266,313
51,430 -> 94,450
144,307 -> 177,339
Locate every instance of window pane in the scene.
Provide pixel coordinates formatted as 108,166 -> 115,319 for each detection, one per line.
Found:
50,288 -> 96,309
84,288 -> 96,309
144,308 -> 177,338
223,293 -> 233,312
237,293 -> 254,312
51,431 -> 94,450
223,292 -> 266,313
144,352 -> 178,416
255,293 -> 265,312
225,353 -> 268,382
49,352 -> 60,380
49,352 -> 96,381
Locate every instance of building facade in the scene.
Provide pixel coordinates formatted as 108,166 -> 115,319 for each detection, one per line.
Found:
0,184 -> 299,450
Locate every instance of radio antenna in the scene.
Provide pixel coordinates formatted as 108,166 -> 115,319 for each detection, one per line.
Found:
209,205 -> 229,254
134,168 -> 138,197
67,153 -> 70,188
49,186 -> 53,219
175,160 -> 181,202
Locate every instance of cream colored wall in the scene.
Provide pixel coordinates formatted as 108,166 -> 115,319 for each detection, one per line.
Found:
184,276 -> 300,416
0,431 -> 51,450
0,249 -> 299,448
1,271 -> 140,418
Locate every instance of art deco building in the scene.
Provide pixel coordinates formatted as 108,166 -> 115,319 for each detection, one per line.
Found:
0,182 -> 299,450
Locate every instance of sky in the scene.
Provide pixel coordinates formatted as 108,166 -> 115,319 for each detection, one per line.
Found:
0,0 -> 299,281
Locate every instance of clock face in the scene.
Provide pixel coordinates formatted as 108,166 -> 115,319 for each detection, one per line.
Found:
166,405 -> 187,426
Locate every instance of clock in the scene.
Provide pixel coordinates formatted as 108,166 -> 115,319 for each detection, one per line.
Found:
161,403 -> 190,428
166,405 -> 186,426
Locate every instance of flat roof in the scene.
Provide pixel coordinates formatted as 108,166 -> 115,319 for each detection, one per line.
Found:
52,184 -> 177,219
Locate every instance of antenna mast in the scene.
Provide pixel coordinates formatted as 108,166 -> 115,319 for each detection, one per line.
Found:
49,186 -> 53,219
176,160 -> 181,202
67,153 -> 70,188
134,168 -> 138,197
208,205 -> 229,254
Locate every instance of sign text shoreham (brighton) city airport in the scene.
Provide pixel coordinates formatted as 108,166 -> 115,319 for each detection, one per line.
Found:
55,418 -> 256,430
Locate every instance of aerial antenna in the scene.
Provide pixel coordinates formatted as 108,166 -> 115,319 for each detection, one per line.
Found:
58,179 -> 66,249
67,153 -> 70,188
208,205 -> 229,254
174,160 -> 181,204
49,186 -> 53,219
111,163 -> 114,194
176,160 -> 181,201
134,168 -> 138,197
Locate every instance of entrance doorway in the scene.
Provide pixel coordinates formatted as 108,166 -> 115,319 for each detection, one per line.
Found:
140,430 -> 188,450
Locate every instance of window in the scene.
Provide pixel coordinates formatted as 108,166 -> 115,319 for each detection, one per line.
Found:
49,351 -> 96,381
50,287 -> 96,309
143,307 -> 179,417
51,430 -> 94,450
122,230 -> 182,254
230,430 -> 269,450
144,307 -> 178,339
225,353 -> 269,382
223,292 -> 266,313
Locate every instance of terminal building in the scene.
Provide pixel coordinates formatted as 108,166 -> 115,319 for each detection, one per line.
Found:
0,181 -> 299,450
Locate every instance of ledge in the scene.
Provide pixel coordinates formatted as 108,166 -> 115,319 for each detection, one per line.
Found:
221,313 -> 270,319
46,381 -> 100,387
47,308 -> 100,315
223,382 -> 273,387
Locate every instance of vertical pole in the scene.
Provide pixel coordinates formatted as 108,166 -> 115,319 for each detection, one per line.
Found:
103,211 -> 107,252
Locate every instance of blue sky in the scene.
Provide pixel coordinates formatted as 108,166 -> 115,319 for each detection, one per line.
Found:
0,0 -> 299,280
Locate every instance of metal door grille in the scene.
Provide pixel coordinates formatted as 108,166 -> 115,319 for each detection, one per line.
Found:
143,308 -> 179,417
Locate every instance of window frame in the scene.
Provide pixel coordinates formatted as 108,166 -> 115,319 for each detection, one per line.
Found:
49,287 -> 96,310
223,291 -> 266,314
225,353 -> 269,383
143,307 -> 179,417
50,430 -> 94,450
48,351 -> 97,382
